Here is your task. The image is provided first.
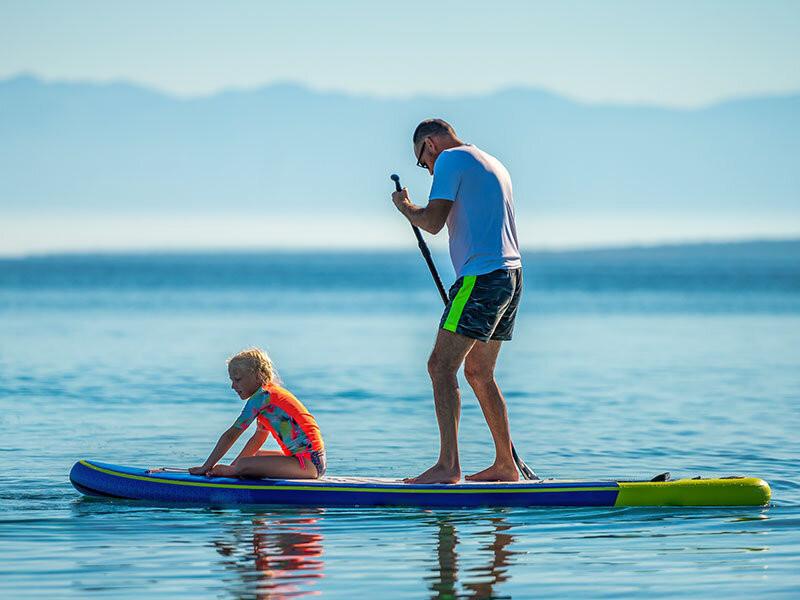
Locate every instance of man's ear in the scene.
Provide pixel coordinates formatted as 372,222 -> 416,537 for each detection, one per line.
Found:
426,136 -> 437,154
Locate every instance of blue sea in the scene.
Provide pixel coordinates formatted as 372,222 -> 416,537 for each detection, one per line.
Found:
1,241 -> 799,598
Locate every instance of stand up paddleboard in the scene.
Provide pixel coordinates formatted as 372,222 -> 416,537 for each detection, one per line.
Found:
70,460 -> 771,508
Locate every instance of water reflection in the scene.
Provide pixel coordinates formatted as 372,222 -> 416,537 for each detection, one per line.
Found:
428,513 -> 519,600
213,510 -> 324,599
213,509 -> 519,599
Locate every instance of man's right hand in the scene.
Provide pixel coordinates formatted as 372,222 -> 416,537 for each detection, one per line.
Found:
391,187 -> 411,211
188,465 -> 209,475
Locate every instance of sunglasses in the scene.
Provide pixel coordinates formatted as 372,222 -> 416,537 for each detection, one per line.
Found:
416,139 -> 429,169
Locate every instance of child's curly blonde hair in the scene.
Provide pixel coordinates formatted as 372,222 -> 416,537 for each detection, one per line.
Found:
227,347 -> 276,385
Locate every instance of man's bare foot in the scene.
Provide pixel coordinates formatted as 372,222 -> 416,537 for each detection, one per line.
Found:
465,462 -> 520,482
403,463 -> 461,484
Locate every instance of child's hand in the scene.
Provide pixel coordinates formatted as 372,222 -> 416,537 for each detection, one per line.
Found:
188,465 -> 209,476
207,464 -> 239,478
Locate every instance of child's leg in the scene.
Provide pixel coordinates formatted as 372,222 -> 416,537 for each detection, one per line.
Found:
235,455 -> 318,479
253,450 -> 284,457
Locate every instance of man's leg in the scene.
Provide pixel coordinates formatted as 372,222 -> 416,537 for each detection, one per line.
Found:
463,340 -> 519,482
404,329 -> 477,484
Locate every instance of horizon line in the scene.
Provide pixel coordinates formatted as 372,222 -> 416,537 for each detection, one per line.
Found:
2,236 -> 798,261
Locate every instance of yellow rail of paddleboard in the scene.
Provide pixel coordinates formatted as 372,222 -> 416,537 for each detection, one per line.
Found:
614,477 -> 771,507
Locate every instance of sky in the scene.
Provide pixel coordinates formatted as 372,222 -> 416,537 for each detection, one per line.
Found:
1,1 -> 799,107
1,1 -> 799,255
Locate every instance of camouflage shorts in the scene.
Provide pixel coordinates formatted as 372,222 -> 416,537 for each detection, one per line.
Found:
439,268 -> 523,342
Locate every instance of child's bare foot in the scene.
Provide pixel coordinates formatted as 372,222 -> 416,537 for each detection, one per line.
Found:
207,464 -> 239,478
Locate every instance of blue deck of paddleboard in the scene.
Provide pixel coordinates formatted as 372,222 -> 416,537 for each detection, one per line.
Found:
70,460 -> 621,507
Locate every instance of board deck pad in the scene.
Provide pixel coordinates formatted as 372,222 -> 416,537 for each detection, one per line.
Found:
70,460 -> 771,508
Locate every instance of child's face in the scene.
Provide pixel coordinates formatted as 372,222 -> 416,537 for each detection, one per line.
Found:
228,364 -> 263,399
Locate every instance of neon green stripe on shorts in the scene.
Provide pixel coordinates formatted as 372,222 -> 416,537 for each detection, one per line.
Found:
443,275 -> 477,332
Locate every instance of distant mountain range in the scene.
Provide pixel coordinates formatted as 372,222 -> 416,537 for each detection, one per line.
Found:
0,74 -> 798,252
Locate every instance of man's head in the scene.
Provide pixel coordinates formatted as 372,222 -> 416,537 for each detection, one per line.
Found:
413,119 -> 462,174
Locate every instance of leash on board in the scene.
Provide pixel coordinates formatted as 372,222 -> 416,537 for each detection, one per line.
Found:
145,467 -> 189,474
390,174 -> 538,481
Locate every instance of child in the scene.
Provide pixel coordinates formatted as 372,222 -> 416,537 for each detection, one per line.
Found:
189,348 -> 325,479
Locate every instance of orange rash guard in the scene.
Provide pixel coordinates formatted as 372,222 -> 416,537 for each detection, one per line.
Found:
233,383 -> 324,456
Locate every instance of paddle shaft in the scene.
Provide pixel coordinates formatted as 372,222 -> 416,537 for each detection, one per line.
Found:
392,176 -> 449,304
390,174 -> 537,481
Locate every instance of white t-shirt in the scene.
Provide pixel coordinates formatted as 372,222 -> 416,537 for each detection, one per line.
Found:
429,145 -> 522,278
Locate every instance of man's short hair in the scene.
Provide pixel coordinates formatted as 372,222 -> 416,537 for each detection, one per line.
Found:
413,119 -> 457,147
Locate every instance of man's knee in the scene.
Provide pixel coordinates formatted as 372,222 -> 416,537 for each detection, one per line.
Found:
428,352 -> 458,381
464,361 -> 494,388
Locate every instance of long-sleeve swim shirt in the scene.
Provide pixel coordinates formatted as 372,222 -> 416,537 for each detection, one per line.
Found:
233,383 -> 324,456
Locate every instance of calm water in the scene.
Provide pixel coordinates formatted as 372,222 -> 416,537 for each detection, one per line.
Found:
1,243 -> 799,598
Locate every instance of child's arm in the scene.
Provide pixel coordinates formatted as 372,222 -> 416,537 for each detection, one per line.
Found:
189,426 -> 244,475
232,427 -> 270,465
190,388 -> 270,475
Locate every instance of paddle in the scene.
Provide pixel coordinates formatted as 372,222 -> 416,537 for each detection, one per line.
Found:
390,174 -> 538,481
391,174 -> 448,304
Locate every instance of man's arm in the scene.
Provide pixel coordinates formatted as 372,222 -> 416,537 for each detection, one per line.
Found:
392,189 -> 452,235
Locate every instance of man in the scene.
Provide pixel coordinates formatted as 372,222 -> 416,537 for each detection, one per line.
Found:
391,118 -> 524,484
